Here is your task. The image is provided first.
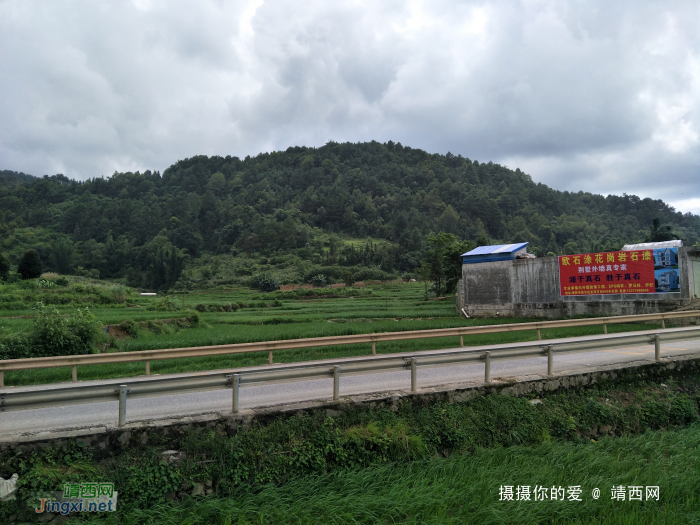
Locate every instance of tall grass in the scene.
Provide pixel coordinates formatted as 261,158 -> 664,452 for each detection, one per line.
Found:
74,425 -> 700,524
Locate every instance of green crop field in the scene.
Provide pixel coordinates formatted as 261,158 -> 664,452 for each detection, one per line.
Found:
0,278 -> 670,386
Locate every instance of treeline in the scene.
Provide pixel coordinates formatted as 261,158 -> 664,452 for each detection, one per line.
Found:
1,141 -> 698,290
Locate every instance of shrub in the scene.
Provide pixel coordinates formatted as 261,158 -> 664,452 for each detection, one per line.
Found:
0,252 -> 9,281
353,267 -> 394,282
251,273 -> 279,292
0,303 -> 101,359
118,320 -> 140,338
30,303 -> 100,357
18,249 -> 42,280
0,333 -> 32,360
0,294 -> 22,304
309,274 -> 327,287
37,279 -> 57,289
146,296 -> 180,311
341,268 -> 355,286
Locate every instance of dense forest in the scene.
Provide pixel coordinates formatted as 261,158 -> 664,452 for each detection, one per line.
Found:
1,141 -> 697,290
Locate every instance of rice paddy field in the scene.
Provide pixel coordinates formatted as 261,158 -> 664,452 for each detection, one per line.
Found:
0,280 -> 671,386
2,279 -> 698,525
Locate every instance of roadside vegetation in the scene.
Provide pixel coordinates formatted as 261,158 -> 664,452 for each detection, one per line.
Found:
1,370 -> 699,524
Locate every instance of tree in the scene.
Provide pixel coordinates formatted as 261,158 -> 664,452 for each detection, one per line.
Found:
0,252 -> 9,281
18,249 -> 42,279
646,218 -> 676,242
50,239 -> 76,274
136,233 -> 189,290
207,172 -> 227,193
437,205 -> 461,235
563,242 -> 579,255
419,232 -> 474,296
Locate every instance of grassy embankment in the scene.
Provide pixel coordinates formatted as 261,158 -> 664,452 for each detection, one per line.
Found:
0,279 -> 670,386
85,429 -> 700,524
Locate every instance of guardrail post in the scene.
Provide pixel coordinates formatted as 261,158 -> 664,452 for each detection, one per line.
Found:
460,335 -> 464,347
268,351 -> 273,365
655,335 -> 660,362
410,357 -> 417,392
145,361 -> 150,376
231,374 -> 241,413
547,345 -> 553,376
371,341 -> 376,355
0,371 -> 3,388
484,352 -> 491,384
118,385 -> 128,427
72,366 -> 77,383
333,366 -> 341,400
603,324 -> 607,334
537,329 -> 541,340
661,319 -> 666,329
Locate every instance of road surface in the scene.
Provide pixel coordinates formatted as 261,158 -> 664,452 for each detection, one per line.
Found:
1,338 -> 698,439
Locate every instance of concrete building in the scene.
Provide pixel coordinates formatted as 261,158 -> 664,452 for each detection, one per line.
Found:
654,248 -> 678,268
456,245 -> 700,318
657,270 -> 680,292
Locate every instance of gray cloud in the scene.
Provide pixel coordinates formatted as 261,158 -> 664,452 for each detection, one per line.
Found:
0,0 -> 698,211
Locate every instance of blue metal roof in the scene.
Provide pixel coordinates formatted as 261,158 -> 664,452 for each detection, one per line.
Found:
461,243 -> 529,257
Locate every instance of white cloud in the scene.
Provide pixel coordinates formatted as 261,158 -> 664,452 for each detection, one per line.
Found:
0,0 -> 698,213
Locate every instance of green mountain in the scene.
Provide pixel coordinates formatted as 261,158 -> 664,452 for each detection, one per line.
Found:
0,141 -> 697,289
0,169 -> 37,188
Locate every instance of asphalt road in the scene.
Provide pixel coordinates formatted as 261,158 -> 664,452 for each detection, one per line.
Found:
1,339 -> 698,439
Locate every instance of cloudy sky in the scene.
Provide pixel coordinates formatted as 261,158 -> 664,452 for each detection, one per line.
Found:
1,0 -> 698,212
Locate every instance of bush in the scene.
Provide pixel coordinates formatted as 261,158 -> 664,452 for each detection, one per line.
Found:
251,273 -> 279,292
18,249 -> 42,280
309,274 -> 327,287
0,252 -> 10,281
37,279 -> 57,289
0,303 -> 101,359
146,296 -> 180,311
0,333 -> 32,360
118,320 -> 140,338
30,303 -> 100,357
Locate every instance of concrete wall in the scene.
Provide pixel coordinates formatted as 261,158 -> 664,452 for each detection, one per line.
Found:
457,247 -> 698,318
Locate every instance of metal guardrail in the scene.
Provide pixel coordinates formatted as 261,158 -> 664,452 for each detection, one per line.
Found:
0,310 -> 699,388
2,326 -> 699,426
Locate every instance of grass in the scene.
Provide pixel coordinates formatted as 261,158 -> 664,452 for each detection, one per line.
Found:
4,371 -> 699,523
0,281 -> 673,387
73,425 -> 700,524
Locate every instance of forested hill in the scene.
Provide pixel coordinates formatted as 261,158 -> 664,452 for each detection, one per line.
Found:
1,141 -> 698,289
0,170 -> 37,188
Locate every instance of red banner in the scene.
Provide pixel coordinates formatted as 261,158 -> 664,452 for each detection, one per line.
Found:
559,250 -> 655,296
